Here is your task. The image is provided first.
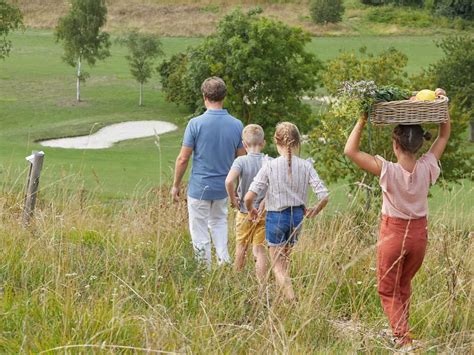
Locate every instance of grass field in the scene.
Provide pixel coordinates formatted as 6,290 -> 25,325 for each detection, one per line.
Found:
0,185 -> 472,353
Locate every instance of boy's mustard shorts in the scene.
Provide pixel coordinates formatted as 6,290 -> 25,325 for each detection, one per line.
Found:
235,211 -> 266,246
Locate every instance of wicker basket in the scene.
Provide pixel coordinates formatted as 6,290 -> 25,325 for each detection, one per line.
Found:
369,96 -> 449,126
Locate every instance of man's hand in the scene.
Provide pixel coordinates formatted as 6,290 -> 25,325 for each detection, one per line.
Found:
171,186 -> 180,203
248,208 -> 259,222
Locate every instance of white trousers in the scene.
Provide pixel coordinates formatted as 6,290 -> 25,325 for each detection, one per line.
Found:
187,196 -> 231,266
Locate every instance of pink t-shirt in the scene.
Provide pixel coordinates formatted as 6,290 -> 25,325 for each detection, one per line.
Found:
376,152 -> 441,220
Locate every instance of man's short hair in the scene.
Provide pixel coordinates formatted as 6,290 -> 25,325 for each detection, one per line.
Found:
201,77 -> 227,102
242,124 -> 265,146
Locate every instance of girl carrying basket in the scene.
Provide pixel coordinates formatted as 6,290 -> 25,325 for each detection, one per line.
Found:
344,89 -> 450,347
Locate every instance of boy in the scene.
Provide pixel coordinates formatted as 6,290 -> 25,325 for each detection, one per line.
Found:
225,124 -> 269,284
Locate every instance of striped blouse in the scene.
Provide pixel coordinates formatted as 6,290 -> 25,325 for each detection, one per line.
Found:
249,156 -> 329,212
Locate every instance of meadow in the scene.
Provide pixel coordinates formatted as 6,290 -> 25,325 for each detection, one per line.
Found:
0,24 -> 472,353
0,181 -> 472,353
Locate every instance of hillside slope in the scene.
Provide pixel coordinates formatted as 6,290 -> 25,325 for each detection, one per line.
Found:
12,0 -> 472,37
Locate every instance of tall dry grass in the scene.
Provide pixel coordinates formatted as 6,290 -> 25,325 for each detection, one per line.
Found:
13,0 -> 347,37
0,168 -> 472,353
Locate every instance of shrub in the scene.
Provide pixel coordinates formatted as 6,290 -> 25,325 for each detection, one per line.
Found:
412,35 -> 474,143
310,0 -> 345,24
433,0 -> 474,20
361,0 -> 424,6
361,0 -> 385,5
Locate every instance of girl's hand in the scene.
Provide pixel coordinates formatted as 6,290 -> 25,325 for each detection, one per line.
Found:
435,88 -> 447,97
248,208 -> 259,222
305,207 -> 319,218
230,195 -> 240,209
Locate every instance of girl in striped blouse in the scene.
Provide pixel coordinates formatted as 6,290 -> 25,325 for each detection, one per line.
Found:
244,122 -> 329,301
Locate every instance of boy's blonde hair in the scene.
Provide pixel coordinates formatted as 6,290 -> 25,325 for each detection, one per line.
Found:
274,122 -> 301,177
242,124 -> 265,146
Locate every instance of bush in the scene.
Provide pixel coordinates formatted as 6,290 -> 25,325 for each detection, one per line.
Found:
434,0 -> 474,20
310,0 -> 344,24
412,35 -> 474,143
361,0 -> 424,5
366,6 -> 434,27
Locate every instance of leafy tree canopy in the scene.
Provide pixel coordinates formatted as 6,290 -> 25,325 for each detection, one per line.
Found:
322,46 -> 408,95
0,0 -> 23,60
119,31 -> 163,84
55,0 -> 111,68
159,8 -> 323,141
118,31 -> 163,106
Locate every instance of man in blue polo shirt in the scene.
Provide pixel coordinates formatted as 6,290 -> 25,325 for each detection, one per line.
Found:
171,77 -> 245,266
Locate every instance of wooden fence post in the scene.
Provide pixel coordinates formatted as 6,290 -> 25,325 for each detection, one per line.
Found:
23,151 -> 45,226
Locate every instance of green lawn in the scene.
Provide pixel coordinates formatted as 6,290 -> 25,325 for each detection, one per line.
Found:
0,30 -> 471,221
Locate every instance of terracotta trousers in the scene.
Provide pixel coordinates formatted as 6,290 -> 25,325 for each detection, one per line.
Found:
377,215 -> 428,339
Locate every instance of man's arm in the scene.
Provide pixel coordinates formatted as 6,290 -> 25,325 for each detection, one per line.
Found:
171,146 -> 193,202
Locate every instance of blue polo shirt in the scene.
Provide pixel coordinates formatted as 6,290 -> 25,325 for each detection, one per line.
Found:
183,109 -> 243,200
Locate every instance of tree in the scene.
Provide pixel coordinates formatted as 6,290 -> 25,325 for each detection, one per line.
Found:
55,0 -> 111,102
308,47 -> 472,201
0,0 -> 23,60
360,0 -> 423,6
310,0 -> 345,24
413,35 -> 474,142
433,0 -> 474,20
322,46 -> 408,95
118,32 -> 163,106
159,8 -> 322,144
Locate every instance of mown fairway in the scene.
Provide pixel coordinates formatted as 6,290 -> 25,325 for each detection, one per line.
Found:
0,30 -> 472,220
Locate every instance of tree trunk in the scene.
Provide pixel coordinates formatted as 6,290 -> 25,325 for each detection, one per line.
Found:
76,57 -> 81,102
139,82 -> 143,106
470,119 -> 474,142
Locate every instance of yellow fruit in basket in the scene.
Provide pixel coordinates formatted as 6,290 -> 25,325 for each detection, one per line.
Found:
416,89 -> 436,101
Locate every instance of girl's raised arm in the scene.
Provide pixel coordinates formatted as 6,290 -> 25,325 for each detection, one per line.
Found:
344,114 -> 382,176
428,113 -> 451,160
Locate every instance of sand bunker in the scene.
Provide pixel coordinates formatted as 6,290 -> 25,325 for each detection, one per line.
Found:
40,121 -> 178,149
